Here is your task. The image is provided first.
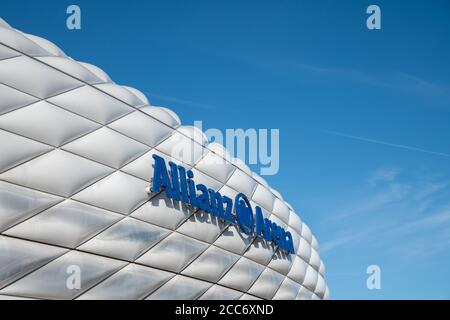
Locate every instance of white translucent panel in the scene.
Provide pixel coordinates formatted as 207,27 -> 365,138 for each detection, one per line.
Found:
121,150 -> 154,181
0,149 -> 113,197
140,106 -> 180,128
311,234 -> 319,250
122,149 -> 191,183
267,249 -> 294,275
314,274 -> 326,298
252,184 -> 275,212
272,198 -> 290,224
226,169 -> 257,196
77,264 -> 174,300
309,247 -> 321,271
108,110 -> 174,147
0,182 -> 62,231
4,200 -> 121,248
177,210 -> 228,243
288,212 -> 302,235
296,286 -> 314,300
0,295 -> 35,300
48,85 -> 134,124
251,172 -> 269,188
248,268 -> 285,300
37,57 -> 103,84
302,265 -> 319,292
0,56 -> 82,98
0,130 -> 52,173
177,126 -> 208,145
0,28 -> 50,56
287,256 -> 308,284
285,201 -> 294,211
78,62 -> 112,83
0,44 -> 20,60
0,101 -> 100,147
232,157 -> 252,175
189,168 -> 224,192
0,251 -> 126,299
301,223 -> 313,244
324,286 -> 330,300
95,83 -> 145,107
243,237 -> 276,266
319,260 -> 326,276
194,150 -> 236,184
217,185 -> 239,204
156,131 -> 206,166
0,236 -> 67,289
272,277 -> 301,300
147,275 -> 211,300
62,127 -> 149,169
218,257 -> 264,292
79,217 -> 170,261
213,224 -> 253,255
239,294 -> 262,300
131,193 -> 195,230
73,171 -> 148,215
268,213 -> 287,229
199,285 -> 242,300
181,246 -> 239,282
298,237 -> 312,263
136,232 -> 208,273
270,188 -> 283,201
24,34 -> 66,57
123,87 -> 149,105
0,83 -> 37,115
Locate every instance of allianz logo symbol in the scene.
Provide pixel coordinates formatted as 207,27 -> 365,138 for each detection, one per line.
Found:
151,154 -> 295,254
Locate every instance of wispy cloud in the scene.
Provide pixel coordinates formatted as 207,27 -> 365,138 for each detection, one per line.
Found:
144,92 -> 221,110
317,128 -> 450,159
368,167 -> 402,185
285,61 -> 450,98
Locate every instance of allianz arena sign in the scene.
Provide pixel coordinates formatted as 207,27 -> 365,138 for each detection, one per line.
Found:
151,155 -> 295,254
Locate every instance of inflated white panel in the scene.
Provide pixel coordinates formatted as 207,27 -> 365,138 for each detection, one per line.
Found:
0,56 -> 82,98
109,110 -> 174,147
95,83 -> 146,107
181,246 -> 239,282
4,200 -> 121,248
248,268 -> 285,300
131,193 -> 195,230
62,127 -> 149,169
0,101 -> 100,147
37,57 -> 102,84
0,129 -> 53,173
78,264 -> 174,300
48,85 -> 134,124
199,285 -> 243,300
78,217 -> 170,261
0,236 -> 67,289
0,250 -> 126,299
137,232 -> 208,273
218,257 -> 264,292
73,171 -> 148,214
0,149 -> 113,197
0,181 -> 62,232
147,275 -> 212,300
0,84 -> 37,115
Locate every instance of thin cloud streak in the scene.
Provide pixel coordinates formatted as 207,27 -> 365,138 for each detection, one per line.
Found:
145,92 -> 220,110
319,128 -> 450,158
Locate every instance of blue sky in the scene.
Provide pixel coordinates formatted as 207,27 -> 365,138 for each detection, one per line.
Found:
2,0 -> 450,299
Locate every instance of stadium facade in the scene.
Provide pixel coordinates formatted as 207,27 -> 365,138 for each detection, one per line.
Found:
0,18 -> 329,300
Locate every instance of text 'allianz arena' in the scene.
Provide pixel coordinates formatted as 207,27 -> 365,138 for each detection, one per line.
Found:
0,18 -> 329,300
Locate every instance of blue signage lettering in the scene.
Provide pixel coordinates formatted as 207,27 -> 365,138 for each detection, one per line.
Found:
151,154 -> 295,254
